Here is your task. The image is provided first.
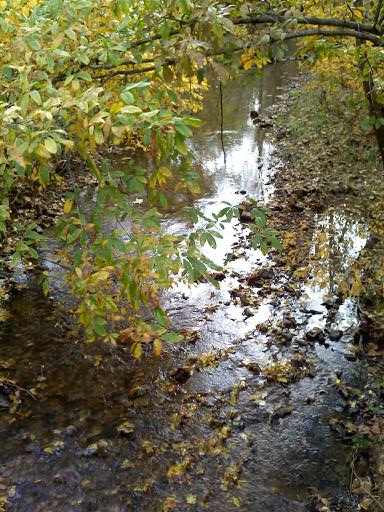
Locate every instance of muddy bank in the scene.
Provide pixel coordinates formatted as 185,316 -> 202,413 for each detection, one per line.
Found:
0,64 -> 379,512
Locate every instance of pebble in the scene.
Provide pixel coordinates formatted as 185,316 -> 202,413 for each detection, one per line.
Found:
328,328 -> 343,341
53,470 -> 81,487
305,327 -> 325,343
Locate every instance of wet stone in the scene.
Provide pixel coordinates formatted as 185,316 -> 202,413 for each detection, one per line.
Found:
0,396 -> 10,408
328,328 -> 343,341
128,385 -> 147,399
83,445 -> 98,457
244,307 -> 254,318
246,362 -> 261,375
239,210 -> 252,222
171,367 -> 192,384
24,442 -> 41,454
53,470 -> 81,487
242,412 -> 266,425
305,327 -> 326,343
62,425 -> 77,436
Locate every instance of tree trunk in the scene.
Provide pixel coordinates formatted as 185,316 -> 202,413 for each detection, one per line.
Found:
362,75 -> 384,166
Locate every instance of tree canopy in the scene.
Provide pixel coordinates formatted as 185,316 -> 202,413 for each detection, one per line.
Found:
0,0 -> 383,351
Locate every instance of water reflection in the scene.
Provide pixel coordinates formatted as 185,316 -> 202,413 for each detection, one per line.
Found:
162,60 -> 298,267
310,207 -> 368,294
191,61 -> 297,205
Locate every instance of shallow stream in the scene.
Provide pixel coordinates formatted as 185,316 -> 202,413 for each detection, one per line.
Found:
0,62 -> 368,511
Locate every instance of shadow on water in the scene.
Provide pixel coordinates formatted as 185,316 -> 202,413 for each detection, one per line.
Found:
0,62 -> 365,511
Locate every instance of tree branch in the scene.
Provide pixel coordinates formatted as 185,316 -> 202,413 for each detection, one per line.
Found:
93,28 -> 383,81
94,63 -> 164,80
90,12 -> 379,73
278,28 -> 383,46
233,12 -> 377,33
55,11 -> 383,84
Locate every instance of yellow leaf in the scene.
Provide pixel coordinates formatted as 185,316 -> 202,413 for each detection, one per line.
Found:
186,494 -> 196,504
133,343 -> 142,359
90,270 -> 110,284
158,165 -> 172,178
35,144 -> 51,159
121,459 -> 136,469
351,279 -> 362,296
167,464 -> 183,477
7,146 -> 26,168
0,1 -> 7,9
243,60 -> 253,71
63,198 -> 73,214
317,232 -> 327,243
153,338 -> 162,357
51,33 -> 65,49
44,138 -> 57,154
117,421 -> 135,434
233,497 -> 240,507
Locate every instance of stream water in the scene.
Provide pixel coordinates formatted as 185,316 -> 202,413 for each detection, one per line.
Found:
0,62 -> 368,511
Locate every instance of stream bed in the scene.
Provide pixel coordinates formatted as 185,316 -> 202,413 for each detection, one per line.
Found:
0,62 -> 368,511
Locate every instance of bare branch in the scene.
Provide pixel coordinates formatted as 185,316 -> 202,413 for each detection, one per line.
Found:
279,28 -> 382,46
94,63 -> 162,80
233,12 -> 376,33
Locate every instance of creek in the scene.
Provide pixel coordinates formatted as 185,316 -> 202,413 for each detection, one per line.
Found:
0,62 -> 367,511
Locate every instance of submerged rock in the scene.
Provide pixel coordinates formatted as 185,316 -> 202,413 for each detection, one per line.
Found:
305,327 -> 325,343
246,362 -> 261,375
53,470 -> 81,487
171,367 -> 193,384
327,328 -> 343,341
244,307 -> 254,318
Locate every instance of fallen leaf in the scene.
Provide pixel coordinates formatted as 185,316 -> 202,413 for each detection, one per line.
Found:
117,421 -> 135,435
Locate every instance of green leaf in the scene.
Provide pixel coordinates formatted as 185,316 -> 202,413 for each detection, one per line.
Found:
65,27 -> 76,40
40,164 -> 50,184
25,36 -> 41,51
174,122 -> 193,138
124,81 -> 150,91
67,228 -> 81,244
162,332 -> 184,343
120,105 -> 143,114
182,117 -> 201,127
30,90 -> 42,105
77,71 -> 92,82
121,91 -> 134,104
44,138 -> 57,154
27,246 -> 38,259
